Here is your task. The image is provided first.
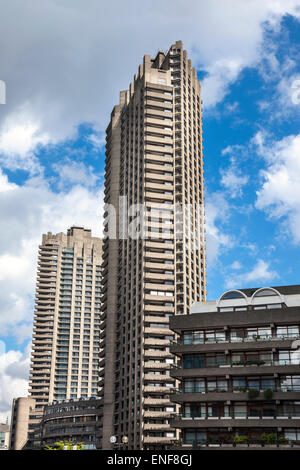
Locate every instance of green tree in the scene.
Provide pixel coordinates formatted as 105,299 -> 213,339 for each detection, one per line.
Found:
44,439 -> 84,450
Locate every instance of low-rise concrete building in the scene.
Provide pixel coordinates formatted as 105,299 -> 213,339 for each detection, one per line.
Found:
170,285 -> 300,449
41,397 -> 101,449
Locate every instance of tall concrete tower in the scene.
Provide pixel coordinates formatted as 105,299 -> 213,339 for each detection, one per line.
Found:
15,227 -> 103,448
99,41 -> 206,450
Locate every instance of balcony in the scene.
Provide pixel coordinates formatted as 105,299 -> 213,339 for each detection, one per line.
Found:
170,413 -> 300,429
144,361 -> 172,370
144,385 -> 175,394
170,334 -> 300,354
143,436 -> 175,444
170,360 -> 300,378
170,386 -> 300,403
170,440 -> 297,450
144,424 -> 175,433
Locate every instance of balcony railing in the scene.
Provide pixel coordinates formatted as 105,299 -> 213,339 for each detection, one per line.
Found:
172,439 -> 298,448
171,360 -> 300,370
171,412 -> 300,420
172,334 -> 300,347
170,385 -> 300,394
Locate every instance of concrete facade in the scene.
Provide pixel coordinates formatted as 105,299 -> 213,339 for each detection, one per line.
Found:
10,397 -> 36,450
100,41 -> 207,450
41,397 -> 101,449
169,285 -> 300,448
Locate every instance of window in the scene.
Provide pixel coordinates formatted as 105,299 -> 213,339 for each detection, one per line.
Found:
220,291 -> 245,300
279,350 -> 300,365
230,327 -> 271,342
183,353 -> 227,369
277,325 -> 299,339
254,288 -> 278,297
285,429 -> 300,441
183,329 -> 225,345
185,430 -> 206,444
280,375 -> 300,392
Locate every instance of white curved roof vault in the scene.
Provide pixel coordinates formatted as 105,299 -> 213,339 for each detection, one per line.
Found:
217,290 -> 249,308
251,287 -> 283,305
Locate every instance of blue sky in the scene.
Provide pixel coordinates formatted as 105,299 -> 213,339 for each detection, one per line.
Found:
204,14 -> 300,300
0,0 -> 300,421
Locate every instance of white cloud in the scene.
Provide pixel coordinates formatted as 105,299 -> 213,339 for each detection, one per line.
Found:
205,192 -> 234,263
0,109 -> 50,175
0,346 -> 30,423
53,160 -> 100,189
231,260 -> 242,270
258,71 -> 300,118
86,133 -> 106,150
0,169 -> 104,339
220,144 -> 249,198
221,167 -> 248,198
255,132 -> 300,243
0,0 -> 298,161
226,259 -> 279,289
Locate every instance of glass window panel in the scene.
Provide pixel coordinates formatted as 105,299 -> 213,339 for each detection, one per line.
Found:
230,329 -> 243,342
218,379 -> 228,391
205,332 -> 215,343
206,356 -> 216,367
194,355 -> 205,368
284,429 -> 297,441
263,405 -> 276,417
216,354 -> 227,365
234,404 -> 247,417
232,353 -> 243,362
184,381 -> 194,393
186,431 -> 196,443
233,377 -> 246,390
196,431 -> 207,443
183,355 -> 193,369
216,331 -> 226,342
184,405 -> 191,418
195,379 -> 205,392
183,332 -> 193,344
262,378 -> 275,390
248,379 -> 260,390
193,331 -> 204,344
207,379 -> 217,391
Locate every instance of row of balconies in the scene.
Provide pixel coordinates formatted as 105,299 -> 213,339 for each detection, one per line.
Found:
170,415 -> 300,429
170,362 -> 300,379
143,436 -> 175,444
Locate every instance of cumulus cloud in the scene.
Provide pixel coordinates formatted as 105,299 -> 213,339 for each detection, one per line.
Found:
255,132 -> 300,243
0,0 -> 299,156
220,144 -> 249,198
205,192 -> 235,264
220,167 -> 249,198
53,160 -> 100,189
226,259 -> 279,289
258,71 -> 300,119
231,260 -> 242,270
0,109 -> 50,175
0,346 -> 30,423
